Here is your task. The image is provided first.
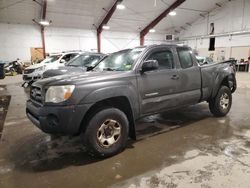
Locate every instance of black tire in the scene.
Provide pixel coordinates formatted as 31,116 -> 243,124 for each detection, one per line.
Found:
209,86 -> 232,117
82,108 -> 129,158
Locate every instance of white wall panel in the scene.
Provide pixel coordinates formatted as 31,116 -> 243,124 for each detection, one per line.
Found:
0,23 -> 41,61
180,0 -> 250,61
0,23 -> 165,61
45,27 -> 165,54
45,27 -> 96,53
181,0 -> 250,38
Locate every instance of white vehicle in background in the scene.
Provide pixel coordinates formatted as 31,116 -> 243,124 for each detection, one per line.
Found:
23,52 -> 79,84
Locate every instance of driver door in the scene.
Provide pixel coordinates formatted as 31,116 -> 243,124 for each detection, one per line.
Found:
138,48 -> 180,115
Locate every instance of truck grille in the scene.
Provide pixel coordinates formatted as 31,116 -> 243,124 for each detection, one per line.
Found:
30,86 -> 43,104
23,75 -> 32,81
24,69 -> 35,74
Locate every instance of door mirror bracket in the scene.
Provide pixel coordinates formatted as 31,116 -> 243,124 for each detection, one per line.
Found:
141,60 -> 159,73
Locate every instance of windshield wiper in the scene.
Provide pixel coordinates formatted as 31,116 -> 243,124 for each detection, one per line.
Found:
67,64 -> 79,67
85,65 -> 94,71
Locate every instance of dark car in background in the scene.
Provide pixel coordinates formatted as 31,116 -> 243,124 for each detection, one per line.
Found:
43,52 -> 105,78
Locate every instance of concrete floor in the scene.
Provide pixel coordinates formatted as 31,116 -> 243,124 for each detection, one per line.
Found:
0,73 -> 250,188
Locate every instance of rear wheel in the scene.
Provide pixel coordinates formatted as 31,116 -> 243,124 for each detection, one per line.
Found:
82,108 -> 129,158
209,86 -> 232,117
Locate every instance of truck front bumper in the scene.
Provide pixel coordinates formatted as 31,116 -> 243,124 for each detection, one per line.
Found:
26,100 -> 91,135
23,74 -> 41,82
23,71 -> 44,82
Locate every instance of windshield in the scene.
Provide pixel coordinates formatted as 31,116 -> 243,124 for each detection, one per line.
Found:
66,54 -> 102,67
43,55 -> 61,64
94,48 -> 145,71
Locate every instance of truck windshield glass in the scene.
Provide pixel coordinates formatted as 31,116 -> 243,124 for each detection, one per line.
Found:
66,54 -> 101,67
94,48 -> 145,71
44,55 -> 61,64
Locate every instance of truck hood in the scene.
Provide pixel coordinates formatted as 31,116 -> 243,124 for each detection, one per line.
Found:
25,62 -> 45,70
34,71 -> 133,87
43,66 -> 87,78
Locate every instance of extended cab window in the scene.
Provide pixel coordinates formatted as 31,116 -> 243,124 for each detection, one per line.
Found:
177,48 -> 193,69
147,50 -> 174,70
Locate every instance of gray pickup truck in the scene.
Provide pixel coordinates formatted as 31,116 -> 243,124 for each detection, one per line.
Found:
26,45 -> 237,157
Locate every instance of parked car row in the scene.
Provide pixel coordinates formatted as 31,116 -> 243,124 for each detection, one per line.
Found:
22,48 -> 218,86
22,51 -> 105,85
26,44 -> 237,158
43,52 -> 105,78
23,51 -> 79,84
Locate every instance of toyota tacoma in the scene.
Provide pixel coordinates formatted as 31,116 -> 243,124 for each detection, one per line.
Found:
26,45 -> 237,157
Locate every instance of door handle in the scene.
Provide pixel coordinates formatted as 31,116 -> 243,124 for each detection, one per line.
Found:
171,75 -> 179,80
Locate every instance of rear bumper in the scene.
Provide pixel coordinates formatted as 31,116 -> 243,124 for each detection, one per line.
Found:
26,100 -> 92,135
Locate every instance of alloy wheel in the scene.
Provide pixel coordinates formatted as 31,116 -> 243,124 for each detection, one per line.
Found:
97,119 -> 121,148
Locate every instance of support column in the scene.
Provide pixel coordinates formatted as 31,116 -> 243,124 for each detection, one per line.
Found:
139,0 -> 185,46
97,29 -> 101,53
96,0 -> 121,52
41,0 -> 47,58
41,26 -> 46,58
140,33 -> 145,46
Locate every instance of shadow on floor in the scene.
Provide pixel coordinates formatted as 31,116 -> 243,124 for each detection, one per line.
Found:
8,103 -> 213,173
0,93 -> 11,139
136,103 -> 212,139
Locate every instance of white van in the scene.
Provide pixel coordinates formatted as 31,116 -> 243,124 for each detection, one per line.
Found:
23,52 -> 79,83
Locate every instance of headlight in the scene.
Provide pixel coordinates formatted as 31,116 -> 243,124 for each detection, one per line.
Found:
45,85 -> 75,103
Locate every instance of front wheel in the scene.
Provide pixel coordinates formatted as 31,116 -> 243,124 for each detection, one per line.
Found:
81,108 -> 129,158
209,86 -> 232,117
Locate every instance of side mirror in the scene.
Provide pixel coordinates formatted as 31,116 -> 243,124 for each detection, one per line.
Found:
141,60 -> 159,73
60,59 -> 66,64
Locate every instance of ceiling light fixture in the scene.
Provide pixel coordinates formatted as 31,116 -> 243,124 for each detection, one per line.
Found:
102,25 -> 110,30
169,11 -> 177,16
117,4 -> 125,10
149,29 -> 156,33
39,20 -> 50,26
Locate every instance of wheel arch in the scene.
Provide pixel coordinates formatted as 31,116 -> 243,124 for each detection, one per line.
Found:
212,73 -> 236,98
79,96 -> 137,140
